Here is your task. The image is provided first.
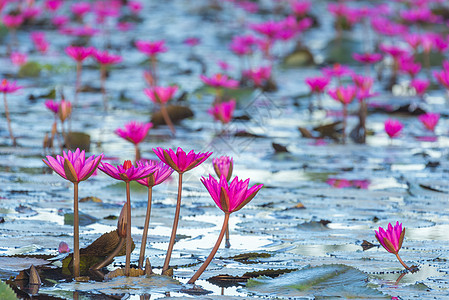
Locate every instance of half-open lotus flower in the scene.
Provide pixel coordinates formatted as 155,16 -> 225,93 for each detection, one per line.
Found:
153,147 -> 212,174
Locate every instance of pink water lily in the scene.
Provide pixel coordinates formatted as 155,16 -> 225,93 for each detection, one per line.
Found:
153,147 -> 212,174
418,113 -> 439,132
353,52 -> 382,64
144,86 -> 178,104
153,147 -> 212,274
212,156 -> 233,182
10,52 -> 27,66
93,50 -> 122,65
136,40 -> 167,57
43,148 -> 103,183
305,76 -> 330,93
136,160 -> 173,188
375,222 -> 410,270
115,121 -> 152,145
65,46 -> 94,62
410,78 -> 430,96
385,119 -> 403,139
208,99 -> 236,125
200,73 -> 239,89
201,175 -> 263,214
99,160 -> 155,182
45,99 -> 59,114
188,174 -> 263,284
43,148 -> 103,278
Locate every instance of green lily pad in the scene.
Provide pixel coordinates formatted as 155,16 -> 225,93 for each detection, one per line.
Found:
64,212 -> 97,226
325,36 -> 363,65
414,51 -> 445,67
246,264 -> 388,298
18,61 -> 41,78
0,280 -> 17,300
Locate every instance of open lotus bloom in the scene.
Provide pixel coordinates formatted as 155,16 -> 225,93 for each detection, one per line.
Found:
43,148 -> 103,183
99,160 -> 155,182
153,147 -> 212,174
201,175 -> 263,214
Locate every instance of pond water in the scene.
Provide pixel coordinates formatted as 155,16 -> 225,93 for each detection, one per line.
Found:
1,0 -> 449,299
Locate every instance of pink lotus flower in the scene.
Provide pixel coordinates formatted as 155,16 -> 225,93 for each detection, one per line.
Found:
43,148 -> 103,183
352,75 -> 373,91
99,160 -> 155,182
398,56 -> 421,78
65,46 -> 94,62
243,66 -> 271,87
93,50 -> 122,65
144,86 -> 178,104
22,7 -> 42,20
291,0 -> 311,16
208,99 -> 236,124
379,44 -> 408,60
384,119 -> 403,138
153,147 -> 212,174
136,40 -> 167,57
183,37 -> 200,47
94,0 -> 121,21
10,52 -> 27,66
0,79 -> 22,93
45,0 -> 63,12
3,14 -> 24,29
305,76 -> 331,93
230,35 -> 259,56
136,160 -> 174,187
212,156 -> 233,182
61,26 -> 99,37
58,99 -> 72,122
375,222 -> 405,255
371,18 -> 408,36
410,79 -> 430,95
250,20 -> 284,40
31,32 -> 49,54
115,121 -> 153,145
433,63 -> 449,89
200,73 -> 239,89
201,175 -> 263,214
52,15 -> 69,28
322,63 -> 353,78
128,1 -> 143,14
405,33 -> 421,50
45,99 -> 59,114
328,85 -> 356,104
217,60 -> 231,71
58,241 -> 70,254
71,2 -> 91,17
117,22 -> 134,31
353,52 -> 382,64
418,113 -> 439,131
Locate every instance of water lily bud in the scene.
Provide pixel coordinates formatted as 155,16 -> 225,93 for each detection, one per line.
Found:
58,241 -> 70,253
117,204 -> 127,238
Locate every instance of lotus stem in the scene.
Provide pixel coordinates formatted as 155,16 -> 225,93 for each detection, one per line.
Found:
135,144 -> 141,162
138,186 -> 153,269
162,172 -> 183,273
342,104 -> 347,144
188,213 -> 230,284
3,92 -> 16,146
73,182 -> 80,278
100,64 -> 107,111
75,61 -> 82,105
150,56 -> 157,86
160,104 -> 176,135
395,253 -> 410,271
125,181 -> 132,276
90,237 -> 125,270
225,223 -> 230,248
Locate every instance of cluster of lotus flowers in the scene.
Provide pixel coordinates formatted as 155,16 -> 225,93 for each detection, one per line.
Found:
43,147 -> 263,284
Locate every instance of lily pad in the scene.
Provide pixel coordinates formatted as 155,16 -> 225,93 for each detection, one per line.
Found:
18,61 -> 41,78
246,264 -> 388,298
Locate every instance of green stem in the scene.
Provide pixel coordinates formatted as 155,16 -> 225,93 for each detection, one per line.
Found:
162,173 -> 183,273
73,182 -> 80,278
125,181 -> 131,276
138,186 -> 153,269
188,213 -> 230,284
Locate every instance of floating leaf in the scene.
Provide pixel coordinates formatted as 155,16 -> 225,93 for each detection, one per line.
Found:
325,37 -> 363,64
18,61 -> 41,78
151,105 -> 194,126
229,252 -> 271,264
66,132 -> 91,152
283,46 -> 315,67
0,257 -> 51,272
64,212 -> 97,226
246,264 -> 388,298
0,280 -> 16,300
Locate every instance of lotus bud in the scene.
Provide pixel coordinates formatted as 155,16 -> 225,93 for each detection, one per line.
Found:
117,204 -> 127,238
